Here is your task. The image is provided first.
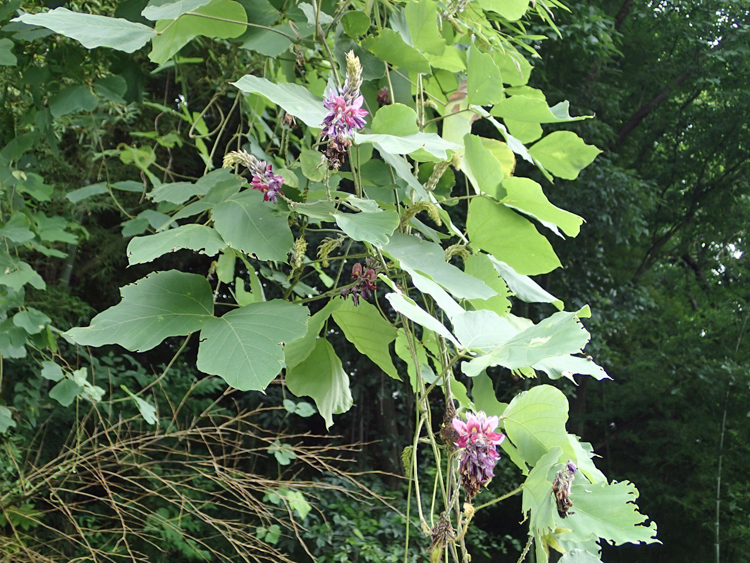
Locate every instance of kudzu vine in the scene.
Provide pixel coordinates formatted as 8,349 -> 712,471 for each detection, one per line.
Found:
8,0 -> 660,560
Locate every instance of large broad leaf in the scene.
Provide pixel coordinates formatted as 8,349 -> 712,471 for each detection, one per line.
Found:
0,253 -> 45,291
149,168 -> 238,204
13,8 -> 156,52
211,190 -> 293,262
502,177 -> 583,238
408,270 -> 464,321
529,131 -> 601,180
0,38 -> 17,66
464,254 -> 511,317
477,0 -> 529,20
232,75 -> 326,128
0,213 -> 35,243
522,447 -> 560,539
489,257 -> 563,309
49,85 -> 97,118
381,233 -> 494,300
466,45 -> 504,106
285,299 -> 343,370
13,308 -> 50,334
503,385 -> 575,466
452,309 -> 517,351
461,134 -> 504,198
149,0 -> 246,63
333,210 -> 399,246
559,551 -> 603,563
286,338 -> 353,429
332,299 -> 399,379
142,0 -> 214,21
362,29 -> 430,73
197,300 -> 308,391
463,310 -> 591,376
66,271 -> 214,352
471,372 -> 506,418
491,97 -> 590,124
404,0 -> 444,55
127,224 -> 226,265
564,481 -> 658,545
355,132 -> 459,160
371,104 -> 419,136
467,197 -> 561,276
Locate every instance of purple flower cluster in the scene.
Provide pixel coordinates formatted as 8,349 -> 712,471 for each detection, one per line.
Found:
250,162 -> 285,204
340,261 -> 378,306
321,91 -> 368,138
452,411 -> 505,498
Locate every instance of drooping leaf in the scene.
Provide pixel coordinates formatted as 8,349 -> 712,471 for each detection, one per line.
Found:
461,134 -> 504,197
197,300 -> 308,391
49,85 -> 98,118
127,224 -> 226,265
408,270 -> 464,320
504,386 -> 575,465
381,233 -> 495,300
65,270 -> 214,352
149,168 -> 238,204
13,8 -> 157,52
333,210 -> 399,246
40,361 -> 64,382
355,132 -> 459,160
49,379 -> 82,407
491,97 -> 590,124
13,308 -> 50,334
464,253 -> 511,317
0,253 -> 45,291
211,190 -> 293,262
286,338 -> 353,429
362,29 -> 430,73
148,0 -> 247,63
0,406 -> 15,433
471,371 -> 506,418
522,448 -> 562,553
232,74 -> 326,128
533,355 -> 611,382
284,298 -> 343,370
386,292 -> 459,347
0,213 -> 35,243
529,131 -> 601,180
0,38 -> 17,66
404,0 -> 444,55
332,298 -> 399,379
489,256 -> 563,309
502,177 -> 583,238
476,0 -> 529,20
121,385 -> 158,424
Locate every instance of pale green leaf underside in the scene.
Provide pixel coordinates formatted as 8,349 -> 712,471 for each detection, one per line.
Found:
197,300 -> 308,391
232,74 -> 327,128
462,134 -> 504,198
355,132 -> 459,160
491,97 -> 589,124
333,210 -> 399,246
502,177 -> 583,238
529,131 -> 602,180
142,0 -> 213,21
127,224 -> 226,265
405,0 -> 445,56
489,256 -> 563,309
13,8 -> 156,53
66,270 -> 214,352
286,338 -> 353,428
361,29 -> 430,73
386,293 -> 459,347
533,355 -> 611,382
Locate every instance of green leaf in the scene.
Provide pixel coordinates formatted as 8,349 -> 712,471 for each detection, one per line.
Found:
333,210 -> 398,246
197,300 -> 308,391
286,338 -> 353,429
471,371 -> 506,417
149,0 -> 246,64
49,85 -> 97,118
41,361 -> 64,382
476,0 -> 528,20
522,447 -> 561,545
0,253 -> 45,291
66,271 -> 214,352
341,10 -> 370,37
127,224 -> 226,265
504,386 -> 575,465
49,379 -> 82,407
362,29 -> 430,73
300,149 -> 326,182
232,74 -> 326,128
0,213 -> 35,243
559,550 -> 603,563
463,310 -> 591,375
565,480 -> 658,545
13,8 -> 157,53
211,190 -> 293,262
355,132 -> 459,160
284,299 -> 343,370
142,0 -> 213,20
371,104 -> 419,136
489,256 -> 563,309
452,309 -> 517,351
121,385 -> 158,424
492,97 -> 590,125
13,308 -> 50,335
466,45 -> 504,106
332,299 -> 399,379
464,254 -> 511,317
386,292 -> 459,347
0,38 -> 17,66
467,197 -> 561,276
502,177 -> 583,238
462,134 -> 504,197
150,168 -> 239,204
269,440 -> 296,464
405,0 -> 445,55
529,131 -> 601,180
533,355 -> 610,382
216,250 -> 235,284
0,406 -> 15,433
93,76 -> 128,103
382,233 -> 495,300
